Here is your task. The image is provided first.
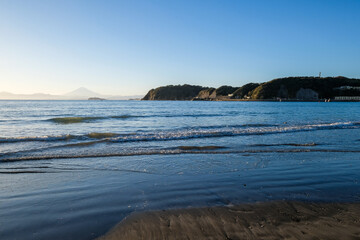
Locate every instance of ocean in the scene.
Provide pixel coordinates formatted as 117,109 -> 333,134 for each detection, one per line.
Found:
1,100 -> 360,239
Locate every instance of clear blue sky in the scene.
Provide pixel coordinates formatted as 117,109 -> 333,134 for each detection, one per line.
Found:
1,0 -> 360,95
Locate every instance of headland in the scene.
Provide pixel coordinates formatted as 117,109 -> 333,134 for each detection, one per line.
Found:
142,76 -> 360,101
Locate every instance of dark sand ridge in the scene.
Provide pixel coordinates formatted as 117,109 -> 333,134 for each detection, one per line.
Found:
98,201 -> 360,240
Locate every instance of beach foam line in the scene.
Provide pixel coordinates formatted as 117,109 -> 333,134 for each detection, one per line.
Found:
0,134 -> 76,143
0,141 -> 316,161
97,201 -> 360,240
106,121 -> 360,143
183,123 -> 276,130
2,148 -> 360,162
0,140 -> 104,157
0,132 -> 121,143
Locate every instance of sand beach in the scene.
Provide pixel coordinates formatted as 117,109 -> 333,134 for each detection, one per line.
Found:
99,201 -> 360,240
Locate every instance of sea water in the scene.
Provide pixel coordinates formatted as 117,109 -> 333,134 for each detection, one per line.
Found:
0,100 -> 359,239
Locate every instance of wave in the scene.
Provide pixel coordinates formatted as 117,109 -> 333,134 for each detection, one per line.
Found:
1,121 -> 359,144
49,117 -> 103,124
46,113 -> 231,124
106,121 -> 360,143
0,133 -> 117,144
110,115 -> 139,119
0,134 -> 76,143
48,115 -> 139,124
0,170 -> 53,174
2,148 -> 360,163
86,132 -> 119,139
177,146 -> 226,150
188,123 -> 276,130
251,143 -> 318,147
162,113 -> 225,118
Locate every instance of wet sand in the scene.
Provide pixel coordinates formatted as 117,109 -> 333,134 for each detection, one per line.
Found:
99,201 -> 360,240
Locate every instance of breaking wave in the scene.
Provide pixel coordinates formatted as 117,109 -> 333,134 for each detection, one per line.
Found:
105,121 -> 360,143
48,115 -> 139,124
46,113 -> 233,124
0,135 -> 76,143
1,121 -> 359,144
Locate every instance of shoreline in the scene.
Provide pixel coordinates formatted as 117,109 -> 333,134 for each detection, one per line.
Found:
99,201 -> 360,240
192,98 -> 360,102
142,99 -> 360,102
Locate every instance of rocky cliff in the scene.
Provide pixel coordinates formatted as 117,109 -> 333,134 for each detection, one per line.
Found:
141,84 -> 207,100
193,86 -> 239,100
231,83 -> 260,99
250,77 -> 360,99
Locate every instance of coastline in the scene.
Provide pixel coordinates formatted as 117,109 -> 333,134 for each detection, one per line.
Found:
141,98 -> 360,102
99,201 -> 360,240
193,99 -> 360,102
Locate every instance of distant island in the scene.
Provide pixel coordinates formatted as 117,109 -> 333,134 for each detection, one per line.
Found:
88,97 -> 106,101
142,76 -> 360,101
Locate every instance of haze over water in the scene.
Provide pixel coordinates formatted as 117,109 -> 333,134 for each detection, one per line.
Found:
0,100 -> 360,239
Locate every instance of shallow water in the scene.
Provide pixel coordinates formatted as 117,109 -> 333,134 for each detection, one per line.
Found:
0,100 -> 359,239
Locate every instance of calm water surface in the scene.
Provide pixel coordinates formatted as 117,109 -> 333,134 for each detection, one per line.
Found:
0,100 -> 359,239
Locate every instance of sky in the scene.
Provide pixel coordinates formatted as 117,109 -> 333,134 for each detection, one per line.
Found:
1,0 -> 360,95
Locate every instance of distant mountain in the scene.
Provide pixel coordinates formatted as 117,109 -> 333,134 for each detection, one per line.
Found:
0,92 -> 60,100
64,87 -> 102,98
0,87 -> 142,100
